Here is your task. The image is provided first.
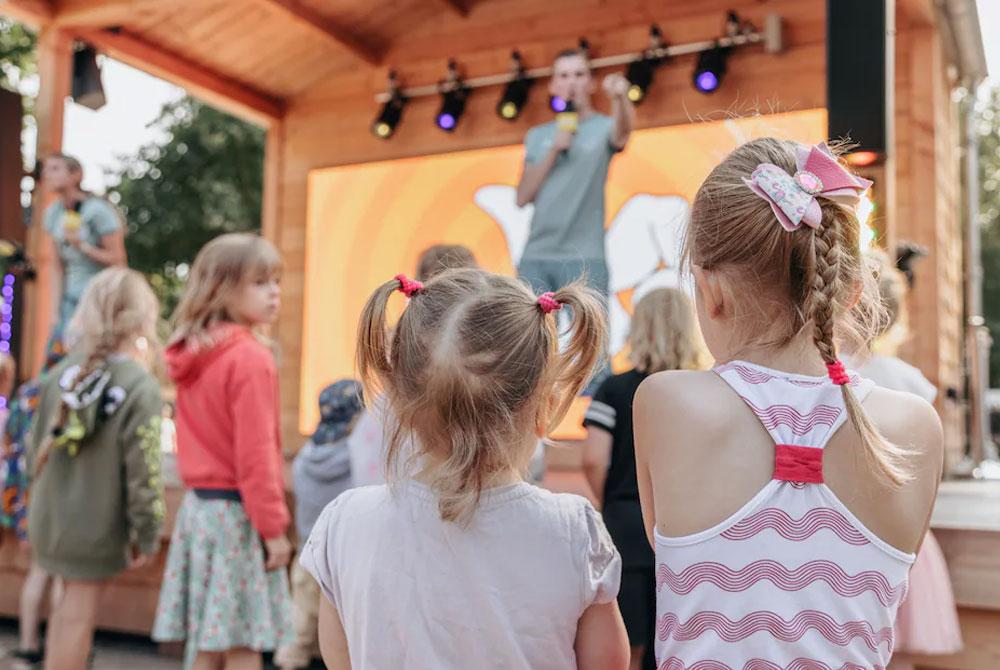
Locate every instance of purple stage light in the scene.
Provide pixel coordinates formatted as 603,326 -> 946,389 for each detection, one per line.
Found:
436,113 -> 456,130
695,71 -> 719,92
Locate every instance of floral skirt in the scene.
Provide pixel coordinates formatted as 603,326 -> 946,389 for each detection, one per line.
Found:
152,492 -> 293,669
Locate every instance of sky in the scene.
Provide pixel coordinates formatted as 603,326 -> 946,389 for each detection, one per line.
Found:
23,1 -> 1000,192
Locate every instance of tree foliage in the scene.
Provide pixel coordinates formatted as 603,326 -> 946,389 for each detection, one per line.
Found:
978,84 -> 1000,387
109,97 -> 264,315
0,17 -> 35,91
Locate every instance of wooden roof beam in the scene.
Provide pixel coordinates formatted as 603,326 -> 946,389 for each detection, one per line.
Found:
52,0 -> 190,27
74,28 -> 285,126
0,0 -> 54,27
252,0 -> 381,66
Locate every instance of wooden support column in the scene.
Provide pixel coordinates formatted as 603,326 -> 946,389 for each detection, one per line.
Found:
262,120 -> 284,244
894,24 -> 965,470
23,27 -> 72,378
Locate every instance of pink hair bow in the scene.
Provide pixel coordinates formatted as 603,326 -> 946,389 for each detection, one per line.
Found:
744,143 -> 873,232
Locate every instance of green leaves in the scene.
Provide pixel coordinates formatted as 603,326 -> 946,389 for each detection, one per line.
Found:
978,84 -> 1000,386
109,96 -> 265,316
0,17 -> 35,91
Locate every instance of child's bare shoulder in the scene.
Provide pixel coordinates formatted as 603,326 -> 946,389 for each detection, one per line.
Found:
864,386 -> 944,471
635,369 -> 738,422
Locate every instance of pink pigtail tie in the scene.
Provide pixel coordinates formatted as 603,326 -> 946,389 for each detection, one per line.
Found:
537,292 -> 562,315
394,273 -> 424,298
826,360 -> 850,386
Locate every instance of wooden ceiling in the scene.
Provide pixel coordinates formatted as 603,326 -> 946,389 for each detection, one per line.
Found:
2,0 -> 944,126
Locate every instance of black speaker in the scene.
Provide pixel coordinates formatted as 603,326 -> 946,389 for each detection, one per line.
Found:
826,0 -> 892,156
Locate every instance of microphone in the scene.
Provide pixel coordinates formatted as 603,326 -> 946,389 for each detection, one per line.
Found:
556,100 -> 578,133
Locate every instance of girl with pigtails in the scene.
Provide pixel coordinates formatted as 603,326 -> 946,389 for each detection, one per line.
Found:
635,139 -> 943,667
301,269 -> 630,669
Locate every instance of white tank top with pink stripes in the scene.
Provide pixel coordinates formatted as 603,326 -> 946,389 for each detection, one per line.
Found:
654,360 -> 915,670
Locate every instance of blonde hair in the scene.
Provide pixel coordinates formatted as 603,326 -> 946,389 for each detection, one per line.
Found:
36,267 -> 161,473
170,233 -> 281,349
628,287 -> 708,374
686,137 -> 910,487
357,269 -> 606,523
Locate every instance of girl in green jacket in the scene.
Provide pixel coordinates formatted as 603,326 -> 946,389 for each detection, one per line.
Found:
28,267 -> 164,670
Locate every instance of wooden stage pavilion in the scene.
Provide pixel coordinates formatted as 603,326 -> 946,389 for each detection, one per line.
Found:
0,0 -> 996,666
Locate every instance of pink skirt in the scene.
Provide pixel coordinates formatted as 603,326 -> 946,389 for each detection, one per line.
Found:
893,531 -> 963,654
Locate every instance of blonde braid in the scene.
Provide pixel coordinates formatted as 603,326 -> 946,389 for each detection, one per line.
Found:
806,207 -> 911,487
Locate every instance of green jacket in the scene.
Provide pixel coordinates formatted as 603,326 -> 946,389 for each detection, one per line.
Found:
27,353 -> 164,580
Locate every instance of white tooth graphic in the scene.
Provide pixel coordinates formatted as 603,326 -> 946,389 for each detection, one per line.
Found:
473,185 -> 533,267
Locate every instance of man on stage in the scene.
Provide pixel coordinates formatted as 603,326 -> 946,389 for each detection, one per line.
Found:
516,49 -> 635,298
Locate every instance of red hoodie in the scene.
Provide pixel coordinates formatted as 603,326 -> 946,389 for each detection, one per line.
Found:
166,325 -> 289,539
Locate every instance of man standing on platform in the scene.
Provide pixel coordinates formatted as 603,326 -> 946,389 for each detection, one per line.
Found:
515,49 -> 635,299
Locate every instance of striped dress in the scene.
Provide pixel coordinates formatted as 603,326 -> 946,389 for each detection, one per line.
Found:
654,361 -> 914,670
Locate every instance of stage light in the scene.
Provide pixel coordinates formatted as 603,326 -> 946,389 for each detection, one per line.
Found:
436,88 -> 468,131
693,45 -> 728,94
497,51 -> 532,121
626,59 -> 654,103
625,25 -> 664,105
71,44 -> 106,111
435,59 -> 468,132
371,72 -> 406,140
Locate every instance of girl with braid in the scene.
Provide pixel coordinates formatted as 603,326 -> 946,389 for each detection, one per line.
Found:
635,139 -> 943,667
27,267 -> 165,670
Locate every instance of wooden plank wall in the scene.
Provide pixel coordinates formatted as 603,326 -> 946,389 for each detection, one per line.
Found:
0,89 -> 23,245
894,17 -> 966,472
271,0 -> 828,448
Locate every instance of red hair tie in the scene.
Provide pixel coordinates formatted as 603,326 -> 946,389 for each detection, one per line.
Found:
394,273 -> 423,298
826,360 -> 850,386
537,292 -> 562,314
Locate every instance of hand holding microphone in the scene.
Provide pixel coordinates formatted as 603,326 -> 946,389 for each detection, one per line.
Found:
553,100 -> 577,154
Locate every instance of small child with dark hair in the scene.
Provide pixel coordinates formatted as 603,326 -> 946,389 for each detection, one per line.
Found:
276,379 -> 364,670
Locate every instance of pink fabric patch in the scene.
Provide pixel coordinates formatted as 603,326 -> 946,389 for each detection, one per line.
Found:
773,444 -> 823,483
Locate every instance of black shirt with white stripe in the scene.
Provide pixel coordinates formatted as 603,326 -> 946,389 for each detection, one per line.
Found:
583,368 -> 653,569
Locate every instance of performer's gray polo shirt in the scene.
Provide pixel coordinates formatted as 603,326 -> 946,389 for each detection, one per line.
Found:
521,112 -> 621,261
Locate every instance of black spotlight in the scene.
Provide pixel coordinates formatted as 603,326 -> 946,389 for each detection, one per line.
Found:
693,44 -> 729,94
497,51 -> 532,121
372,71 -> 406,139
72,44 -> 106,110
626,25 -> 664,104
626,58 -> 655,104
436,60 -> 468,132
436,88 -> 468,132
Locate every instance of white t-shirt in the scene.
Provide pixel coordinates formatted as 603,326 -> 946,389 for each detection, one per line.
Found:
301,480 -> 621,669
856,354 -> 938,404
346,406 -> 389,487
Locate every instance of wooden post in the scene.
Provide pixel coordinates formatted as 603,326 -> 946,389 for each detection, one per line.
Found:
23,27 -> 72,377
261,120 -> 284,245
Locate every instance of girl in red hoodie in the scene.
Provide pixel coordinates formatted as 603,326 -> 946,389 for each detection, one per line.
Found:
153,233 -> 292,670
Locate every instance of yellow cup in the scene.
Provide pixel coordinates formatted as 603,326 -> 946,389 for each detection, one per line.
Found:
63,211 -> 82,234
